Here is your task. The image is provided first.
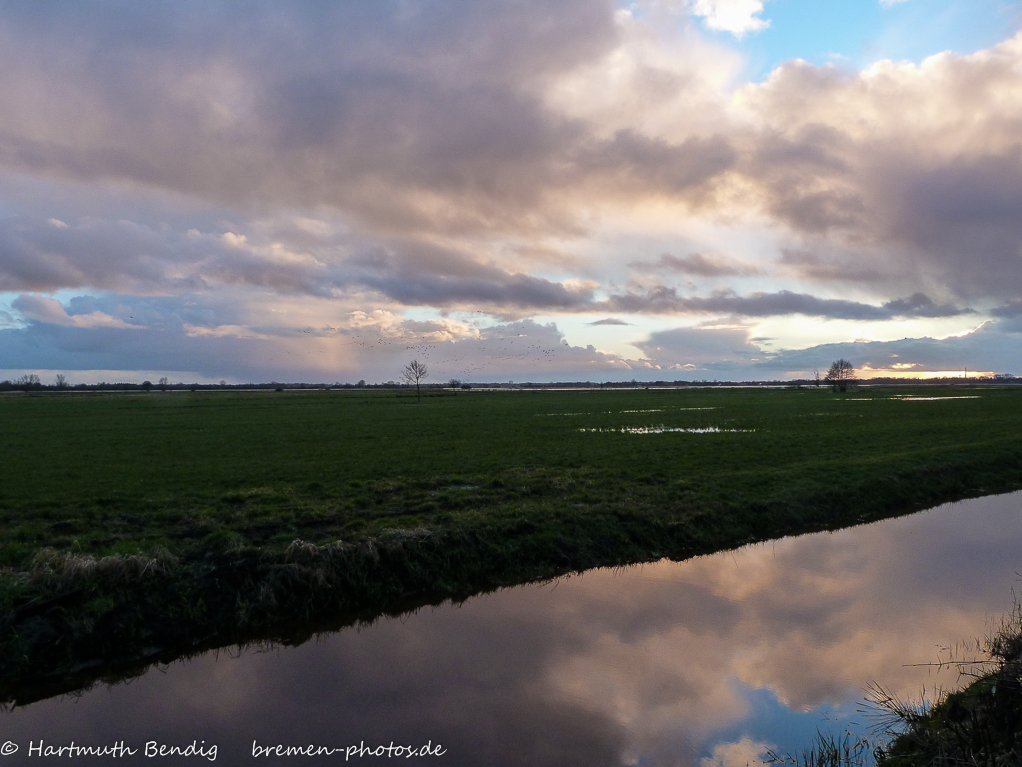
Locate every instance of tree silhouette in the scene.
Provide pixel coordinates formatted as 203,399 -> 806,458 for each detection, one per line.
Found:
401,360 -> 428,403
825,359 -> 855,392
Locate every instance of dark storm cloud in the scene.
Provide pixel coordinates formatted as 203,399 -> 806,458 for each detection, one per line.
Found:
991,300 -> 1022,318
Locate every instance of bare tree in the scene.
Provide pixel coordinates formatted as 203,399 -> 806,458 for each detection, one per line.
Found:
401,360 -> 428,403
812,369 -> 821,387
54,373 -> 67,388
825,359 -> 855,392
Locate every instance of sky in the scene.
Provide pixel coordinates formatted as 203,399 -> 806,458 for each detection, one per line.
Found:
2,0 -> 1022,384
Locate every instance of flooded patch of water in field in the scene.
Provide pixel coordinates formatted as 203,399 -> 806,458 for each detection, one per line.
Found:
538,407 -> 717,416
4,493 -> 1022,766
895,396 -> 981,401
580,425 -> 753,434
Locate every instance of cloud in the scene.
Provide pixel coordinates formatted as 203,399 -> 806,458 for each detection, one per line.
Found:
632,325 -> 763,365
0,303 -> 639,383
0,1 -> 620,239
632,252 -> 762,277
11,489 -> 1020,763
734,36 -> 1022,301
624,318 -> 1022,379
992,300 -> 1022,318
0,5 -> 1014,307
691,0 -> 770,37
353,248 -> 600,313
3,289 -> 1020,384
5,211 -> 978,324
12,293 -> 139,329
777,249 -> 882,282
0,3 -> 1018,381
604,287 -> 972,320
0,213 -> 606,315
0,215 -> 236,293
587,318 -> 633,326
701,738 -> 774,767
576,130 -> 738,203
750,320 -> 1022,377
880,292 -> 972,318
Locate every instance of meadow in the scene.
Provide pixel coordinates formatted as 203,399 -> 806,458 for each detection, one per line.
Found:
3,385 -> 1020,564
3,385 -> 1022,700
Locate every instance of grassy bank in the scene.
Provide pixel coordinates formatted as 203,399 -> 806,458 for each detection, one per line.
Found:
878,604 -> 1022,765
3,385 -> 1022,703
774,596 -> 1022,766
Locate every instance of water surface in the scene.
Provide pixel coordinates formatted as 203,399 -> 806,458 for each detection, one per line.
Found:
4,492 -> 1022,766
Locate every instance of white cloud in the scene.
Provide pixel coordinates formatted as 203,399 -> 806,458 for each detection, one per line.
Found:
701,737 -> 774,767
691,0 -> 770,37
11,293 -> 139,330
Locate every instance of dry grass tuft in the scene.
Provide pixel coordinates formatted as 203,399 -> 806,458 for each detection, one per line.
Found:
22,548 -> 178,590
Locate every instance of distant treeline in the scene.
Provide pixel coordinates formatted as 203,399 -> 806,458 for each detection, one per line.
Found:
0,374 -> 1018,392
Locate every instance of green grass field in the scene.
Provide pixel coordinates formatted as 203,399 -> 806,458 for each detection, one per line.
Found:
3,385 -> 1022,699
1,385 -> 1020,566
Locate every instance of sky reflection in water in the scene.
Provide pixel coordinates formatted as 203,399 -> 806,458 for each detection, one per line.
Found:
578,426 -> 753,434
4,493 -> 1022,766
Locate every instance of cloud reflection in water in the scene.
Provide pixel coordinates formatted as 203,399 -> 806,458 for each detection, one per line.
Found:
4,493 -> 1022,767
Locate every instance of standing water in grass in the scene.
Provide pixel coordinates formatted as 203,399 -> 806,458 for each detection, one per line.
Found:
3,492 -> 1022,766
